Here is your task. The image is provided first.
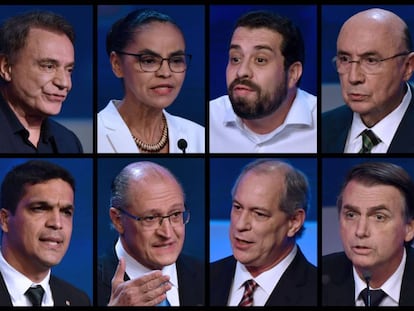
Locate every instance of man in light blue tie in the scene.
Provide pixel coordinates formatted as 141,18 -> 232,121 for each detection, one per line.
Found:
97,161 -> 205,306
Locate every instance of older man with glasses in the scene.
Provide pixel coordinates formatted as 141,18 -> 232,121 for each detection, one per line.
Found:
96,161 -> 204,306
322,7 -> 414,154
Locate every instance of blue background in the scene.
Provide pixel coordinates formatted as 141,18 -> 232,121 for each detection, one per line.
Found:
0,158 -> 93,301
97,5 -> 205,127
96,157 -> 205,264
209,4 -> 317,101
322,157 -> 414,207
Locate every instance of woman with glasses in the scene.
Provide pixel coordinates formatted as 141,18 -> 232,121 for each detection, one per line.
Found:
97,8 -> 204,153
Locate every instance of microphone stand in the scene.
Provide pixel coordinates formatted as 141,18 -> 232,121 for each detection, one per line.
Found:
363,271 -> 372,307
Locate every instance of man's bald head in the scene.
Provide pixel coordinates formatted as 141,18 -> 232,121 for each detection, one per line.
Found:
338,8 -> 411,52
110,161 -> 184,209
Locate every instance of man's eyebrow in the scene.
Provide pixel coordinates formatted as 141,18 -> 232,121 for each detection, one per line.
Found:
38,58 -> 75,67
229,44 -> 274,53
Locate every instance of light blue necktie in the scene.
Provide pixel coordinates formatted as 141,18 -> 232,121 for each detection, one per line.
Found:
157,298 -> 170,307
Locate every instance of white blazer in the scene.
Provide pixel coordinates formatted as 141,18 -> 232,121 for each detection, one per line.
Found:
97,100 -> 205,153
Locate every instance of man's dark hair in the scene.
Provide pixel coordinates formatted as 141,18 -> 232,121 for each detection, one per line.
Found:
234,10 -> 305,84
0,160 -> 75,214
337,161 -> 414,246
0,10 -> 75,62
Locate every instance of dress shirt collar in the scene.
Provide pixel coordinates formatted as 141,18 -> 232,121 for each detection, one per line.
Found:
354,247 -> 405,306
347,83 -> 411,153
0,248 -> 52,306
230,244 -> 297,306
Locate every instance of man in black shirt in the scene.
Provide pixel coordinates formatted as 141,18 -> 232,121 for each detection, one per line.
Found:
0,10 -> 83,153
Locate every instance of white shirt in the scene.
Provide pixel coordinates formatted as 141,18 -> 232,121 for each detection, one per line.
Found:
209,88 -> 317,153
0,249 -> 53,306
115,239 -> 180,306
227,244 -> 297,306
344,83 -> 411,153
97,100 -> 205,153
354,248 -> 405,307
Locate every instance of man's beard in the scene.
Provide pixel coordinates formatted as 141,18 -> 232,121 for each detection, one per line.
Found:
228,76 -> 288,120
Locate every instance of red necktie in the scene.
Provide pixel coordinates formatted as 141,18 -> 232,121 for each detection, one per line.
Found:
238,279 -> 258,307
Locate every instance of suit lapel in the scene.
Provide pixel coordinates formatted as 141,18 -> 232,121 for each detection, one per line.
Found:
388,84 -> 414,152
0,273 -> 12,306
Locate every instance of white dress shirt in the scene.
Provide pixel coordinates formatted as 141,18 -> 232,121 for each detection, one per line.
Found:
0,249 -> 53,306
115,239 -> 180,306
227,245 -> 297,306
344,83 -> 411,153
354,248 -> 405,306
209,88 -> 317,153
98,100 -> 205,153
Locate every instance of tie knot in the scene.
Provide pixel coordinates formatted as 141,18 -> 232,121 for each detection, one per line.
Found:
238,279 -> 258,307
360,288 -> 387,307
359,129 -> 381,153
25,285 -> 45,306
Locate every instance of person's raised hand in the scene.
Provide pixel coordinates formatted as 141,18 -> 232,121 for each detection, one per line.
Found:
108,257 -> 172,306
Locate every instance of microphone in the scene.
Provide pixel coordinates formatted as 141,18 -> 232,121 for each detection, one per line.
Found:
362,270 -> 372,307
177,139 -> 187,154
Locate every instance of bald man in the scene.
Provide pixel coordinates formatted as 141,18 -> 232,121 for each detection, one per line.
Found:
322,8 -> 414,153
96,161 -> 204,306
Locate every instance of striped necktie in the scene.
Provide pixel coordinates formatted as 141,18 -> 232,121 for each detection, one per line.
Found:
238,279 -> 258,307
359,129 -> 381,153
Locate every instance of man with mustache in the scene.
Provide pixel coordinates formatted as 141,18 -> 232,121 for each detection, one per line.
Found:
210,159 -> 317,306
322,161 -> 414,306
209,10 -> 317,153
0,160 -> 90,306
0,10 -> 83,153
322,8 -> 414,153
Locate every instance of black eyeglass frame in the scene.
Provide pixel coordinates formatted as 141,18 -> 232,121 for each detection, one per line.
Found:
114,50 -> 192,73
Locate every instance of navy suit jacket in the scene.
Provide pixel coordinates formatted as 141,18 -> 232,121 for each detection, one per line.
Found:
97,245 -> 205,306
210,246 -> 317,306
322,247 -> 414,306
0,272 -> 90,306
322,83 -> 414,153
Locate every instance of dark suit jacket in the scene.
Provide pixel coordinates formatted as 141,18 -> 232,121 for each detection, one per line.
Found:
0,272 -> 90,306
322,83 -> 414,153
97,245 -> 205,306
322,247 -> 414,306
210,246 -> 317,306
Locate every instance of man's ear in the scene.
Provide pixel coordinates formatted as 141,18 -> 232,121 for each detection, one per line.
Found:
287,208 -> 305,238
0,208 -> 11,233
109,207 -> 124,234
0,55 -> 12,82
287,61 -> 303,89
